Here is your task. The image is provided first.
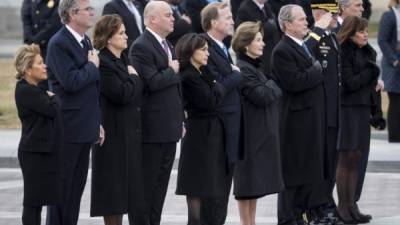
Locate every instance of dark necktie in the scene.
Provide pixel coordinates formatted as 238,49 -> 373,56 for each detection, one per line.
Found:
301,43 -> 312,58
81,38 -> 90,54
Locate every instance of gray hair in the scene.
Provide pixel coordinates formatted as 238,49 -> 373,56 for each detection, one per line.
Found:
278,4 -> 299,31
338,0 -> 352,8
58,0 -> 80,24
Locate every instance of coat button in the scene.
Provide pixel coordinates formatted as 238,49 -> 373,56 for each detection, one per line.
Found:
36,10 -> 40,14
34,24 -> 38,28
137,107 -> 141,112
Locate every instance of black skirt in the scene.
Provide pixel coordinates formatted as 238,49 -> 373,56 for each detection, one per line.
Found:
338,106 -> 371,151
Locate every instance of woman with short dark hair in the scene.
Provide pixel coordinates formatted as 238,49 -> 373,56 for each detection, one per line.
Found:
91,14 -> 145,225
336,16 -> 381,224
175,33 -> 231,225
14,44 -> 63,225
231,21 -> 284,225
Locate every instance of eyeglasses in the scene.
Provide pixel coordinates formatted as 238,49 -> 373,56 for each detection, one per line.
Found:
75,6 -> 95,13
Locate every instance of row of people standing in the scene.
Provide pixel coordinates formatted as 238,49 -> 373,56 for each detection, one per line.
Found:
15,1 -> 385,225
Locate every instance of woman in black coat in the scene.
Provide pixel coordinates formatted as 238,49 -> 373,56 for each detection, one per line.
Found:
335,16 -> 382,224
90,15 -> 145,225
14,44 -> 63,225
174,33 -> 231,225
231,21 -> 284,225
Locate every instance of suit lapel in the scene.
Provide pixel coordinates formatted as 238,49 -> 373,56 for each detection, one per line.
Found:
284,35 -> 313,63
144,30 -> 169,62
206,34 -> 232,63
62,27 -> 86,56
116,0 -> 142,33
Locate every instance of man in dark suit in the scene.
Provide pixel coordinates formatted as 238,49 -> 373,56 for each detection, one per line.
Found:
271,4 -> 325,225
199,3 -> 243,225
45,0 -> 103,225
21,0 -> 62,59
102,0 -> 144,47
236,0 -> 281,74
165,0 -> 192,45
128,1 -> 183,225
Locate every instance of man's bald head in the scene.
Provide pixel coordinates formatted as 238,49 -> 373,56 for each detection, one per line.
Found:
143,0 -> 175,38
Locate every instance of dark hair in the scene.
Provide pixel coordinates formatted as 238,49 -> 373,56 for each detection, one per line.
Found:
232,21 -> 263,54
175,33 -> 207,69
337,16 -> 368,44
201,2 -> 229,31
93,14 -> 123,50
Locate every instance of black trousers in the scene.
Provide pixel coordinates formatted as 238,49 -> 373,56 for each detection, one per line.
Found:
304,128 -> 339,209
387,92 -> 400,142
22,206 -> 42,225
46,143 -> 91,225
278,185 -> 310,225
142,142 -> 176,225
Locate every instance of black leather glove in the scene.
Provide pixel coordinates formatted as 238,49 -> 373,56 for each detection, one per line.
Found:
371,117 -> 386,130
307,60 -> 323,76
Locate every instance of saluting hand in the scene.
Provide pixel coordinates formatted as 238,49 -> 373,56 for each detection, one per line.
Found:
315,13 -> 333,30
88,51 -> 99,68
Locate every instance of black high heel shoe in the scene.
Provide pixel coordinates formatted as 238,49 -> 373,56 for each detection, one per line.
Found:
349,205 -> 371,224
336,208 -> 358,225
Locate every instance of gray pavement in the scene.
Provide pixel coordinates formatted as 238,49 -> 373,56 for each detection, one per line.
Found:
0,129 -> 400,224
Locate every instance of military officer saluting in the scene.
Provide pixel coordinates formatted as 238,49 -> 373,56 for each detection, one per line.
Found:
21,0 -> 62,59
303,0 -> 342,224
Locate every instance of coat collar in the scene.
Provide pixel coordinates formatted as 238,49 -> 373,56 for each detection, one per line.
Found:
283,35 -> 313,63
203,33 -> 233,63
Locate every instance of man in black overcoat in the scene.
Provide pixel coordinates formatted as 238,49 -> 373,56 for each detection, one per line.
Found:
102,0 -> 144,48
128,1 -> 183,225
21,0 -> 62,59
271,4 -> 326,225
199,2 -> 243,225
236,0 -> 281,74
45,0 -> 103,225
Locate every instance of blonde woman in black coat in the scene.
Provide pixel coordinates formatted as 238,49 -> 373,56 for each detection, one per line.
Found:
231,21 -> 284,225
14,44 -> 63,225
336,16 -> 382,224
91,15 -> 145,225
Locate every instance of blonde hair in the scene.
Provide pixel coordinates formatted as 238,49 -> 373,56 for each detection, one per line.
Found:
13,44 -> 41,80
232,21 -> 263,54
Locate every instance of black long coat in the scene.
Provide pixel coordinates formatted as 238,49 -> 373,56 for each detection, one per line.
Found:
176,65 -> 232,198
90,49 -> 145,216
271,35 -> 326,186
338,41 -> 380,150
236,0 -> 281,74
15,79 -> 63,206
233,55 -> 285,198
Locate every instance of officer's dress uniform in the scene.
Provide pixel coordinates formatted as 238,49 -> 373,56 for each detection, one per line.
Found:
305,28 -> 341,215
21,0 -> 62,59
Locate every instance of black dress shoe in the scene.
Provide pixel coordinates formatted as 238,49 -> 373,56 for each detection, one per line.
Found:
349,206 -> 370,224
